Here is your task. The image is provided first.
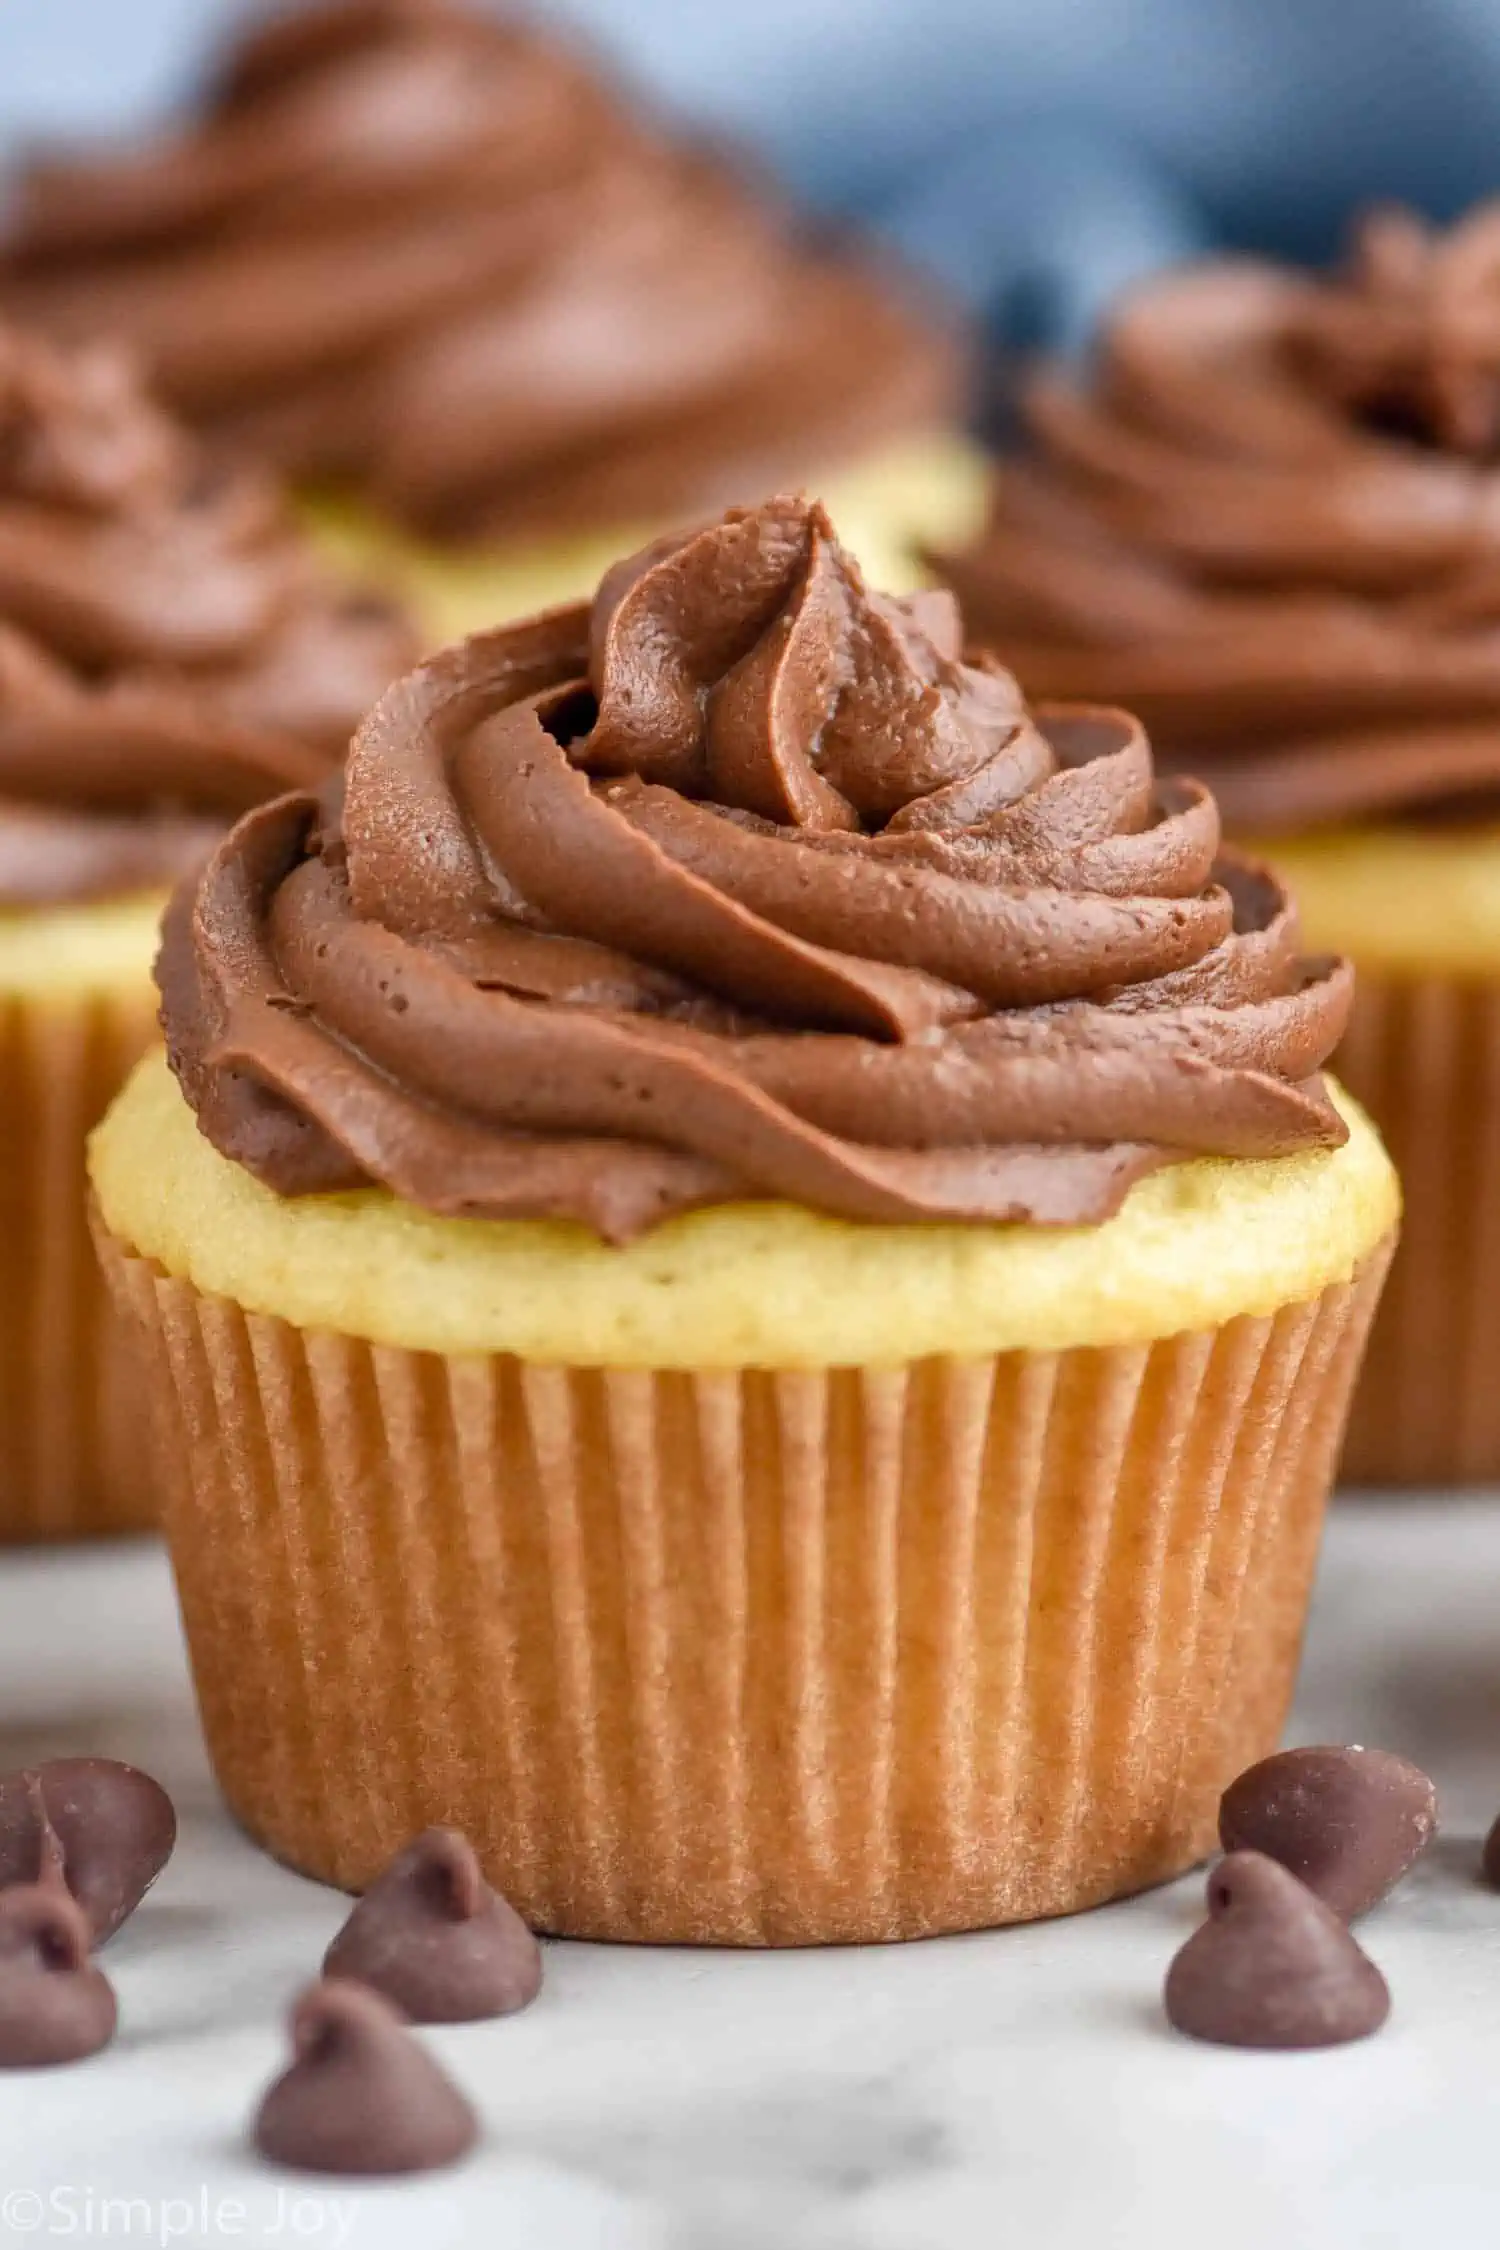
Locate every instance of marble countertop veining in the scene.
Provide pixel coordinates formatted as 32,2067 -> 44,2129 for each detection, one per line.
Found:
0,1497 -> 1493,2250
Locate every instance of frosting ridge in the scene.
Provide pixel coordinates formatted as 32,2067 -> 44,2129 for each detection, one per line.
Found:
0,0 -> 963,542
938,203 -> 1500,830
159,496 -> 1350,1238
0,323 -> 415,905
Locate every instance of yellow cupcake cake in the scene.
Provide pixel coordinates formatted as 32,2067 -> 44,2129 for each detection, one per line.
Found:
0,321 -> 415,1541
93,496 -> 1396,1942
938,201 -> 1500,1484
0,0 -> 988,638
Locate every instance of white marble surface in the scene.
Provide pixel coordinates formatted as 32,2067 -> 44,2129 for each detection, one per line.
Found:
0,1498 -> 1495,2250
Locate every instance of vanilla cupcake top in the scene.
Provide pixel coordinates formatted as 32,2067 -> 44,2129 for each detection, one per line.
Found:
158,496 -> 1350,1240
0,0 -> 963,543
0,322 -> 416,905
939,203 -> 1500,831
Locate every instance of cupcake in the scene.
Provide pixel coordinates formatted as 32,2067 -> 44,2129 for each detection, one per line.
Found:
0,0 -> 984,637
91,496 -> 1396,1943
0,320 -> 415,1541
936,201 -> 1500,1484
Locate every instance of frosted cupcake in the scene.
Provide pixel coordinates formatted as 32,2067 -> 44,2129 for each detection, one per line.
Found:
937,202 -> 1500,1483
92,496 -> 1396,1942
0,321 -> 414,1540
0,0 -> 984,636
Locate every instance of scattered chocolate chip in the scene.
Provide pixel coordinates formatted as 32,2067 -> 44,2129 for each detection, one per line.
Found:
1165,1851 -> 1391,2049
323,1828 -> 542,2024
1219,1745 -> 1436,1919
253,1980 -> 477,2177
0,1886 -> 117,2067
0,1760 -> 177,1944
1481,1813 -> 1500,1889
24,1774 -> 65,1889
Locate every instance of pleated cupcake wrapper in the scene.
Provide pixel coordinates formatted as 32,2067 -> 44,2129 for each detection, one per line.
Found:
0,988 -> 162,1542
98,1227 -> 1391,1944
1337,975 -> 1500,1485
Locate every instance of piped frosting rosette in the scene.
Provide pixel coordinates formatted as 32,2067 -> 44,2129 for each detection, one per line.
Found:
161,496 -> 1351,1241
0,0 -> 963,543
940,204 -> 1500,830
0,322 -> 413,903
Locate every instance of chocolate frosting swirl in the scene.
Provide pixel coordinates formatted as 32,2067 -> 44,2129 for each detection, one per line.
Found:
938,203 -> 1500,831
0,322 -> 416,905
0,0 -> 964,543
159,496 -> 1349,1239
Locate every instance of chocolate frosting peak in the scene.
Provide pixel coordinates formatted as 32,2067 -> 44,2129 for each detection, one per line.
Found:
0,330 -> 177,514
0,0 -> 963,542
0,323 -> 415,905
1297,204 -> 1500,459
159,497 -> 1349,1238
938,202 -> 1500,831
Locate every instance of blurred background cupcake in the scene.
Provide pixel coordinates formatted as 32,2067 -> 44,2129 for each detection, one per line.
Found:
92,495 -> 1396,1942
0,0 -> 985,641
0,317 -> 415,1543
935,202 -> 1500,1487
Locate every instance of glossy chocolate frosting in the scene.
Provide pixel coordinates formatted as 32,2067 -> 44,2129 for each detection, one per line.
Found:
0,322 -> 415,906
0,0 -> 964,543
159,496 -> 1349,1238
938,204 -> 1500,831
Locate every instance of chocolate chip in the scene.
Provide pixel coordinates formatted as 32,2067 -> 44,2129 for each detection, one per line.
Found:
1481,1813 -> 1500,1889
0,1760 -> 177,1944
1165,1851 -> 1391,2049
253,1981 -> 477,2177
1218,1745 -> 1436,1919
0,1886 -> 117,2067
323,1828 -> 542,2024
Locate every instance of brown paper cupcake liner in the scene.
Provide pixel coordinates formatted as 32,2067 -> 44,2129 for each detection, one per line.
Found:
0,988 -> 162,1542
98,1228 -> 1391,1944
1336,974 -> 1500,1485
